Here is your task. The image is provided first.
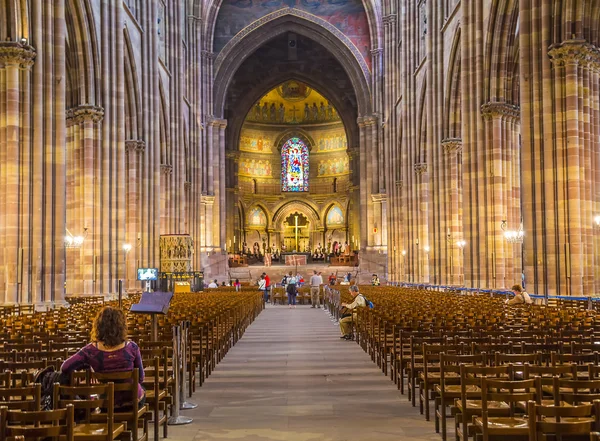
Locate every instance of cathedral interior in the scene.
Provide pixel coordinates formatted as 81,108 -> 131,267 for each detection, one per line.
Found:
3,2 -> 600,441
0,0 -> 599,305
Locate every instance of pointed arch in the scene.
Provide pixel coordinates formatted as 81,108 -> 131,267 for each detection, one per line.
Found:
213,12 -> 372,118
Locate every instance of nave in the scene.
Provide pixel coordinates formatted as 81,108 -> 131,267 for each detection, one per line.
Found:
168,305 -> 434,441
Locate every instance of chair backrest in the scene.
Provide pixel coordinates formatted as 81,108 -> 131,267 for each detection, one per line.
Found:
91,368 -> 141,410
481,377 -> 538,416
0,384 -> 41,411
527,400 -> 599,439
0,404 -> 74,441
556,377 -> 600,405
53,382 -> 115,440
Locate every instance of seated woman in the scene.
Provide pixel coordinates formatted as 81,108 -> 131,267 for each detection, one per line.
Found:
38,306 -> 145,410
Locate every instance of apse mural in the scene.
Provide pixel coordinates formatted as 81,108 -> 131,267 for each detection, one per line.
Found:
326,206 -> 345,226
316,134 -> 347,152
248,207 -> 267,227
214,0 -> 372,69
281,137 -> 309,192
239,159 -> 272,177
317,157 -> 349,176
240,134 -> 273,153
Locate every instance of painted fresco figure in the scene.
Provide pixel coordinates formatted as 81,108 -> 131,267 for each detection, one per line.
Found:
319,102 -> 326,121
304,103 -> 310,121
262,102 -> 269,120
270,103 -> 276,121
311,103 -> 318,121
279,103 -> 285,122
327,101 -> 334,120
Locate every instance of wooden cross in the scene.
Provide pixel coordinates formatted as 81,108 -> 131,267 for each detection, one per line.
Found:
285,215 -> 307,252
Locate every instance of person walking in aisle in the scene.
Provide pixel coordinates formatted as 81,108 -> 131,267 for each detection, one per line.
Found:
310,270 -> 323,308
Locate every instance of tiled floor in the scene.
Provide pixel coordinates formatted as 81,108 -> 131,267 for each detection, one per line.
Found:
169,304 -> 439,441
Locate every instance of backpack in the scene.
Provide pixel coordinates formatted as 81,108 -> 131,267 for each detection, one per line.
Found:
360,294 -> 374,309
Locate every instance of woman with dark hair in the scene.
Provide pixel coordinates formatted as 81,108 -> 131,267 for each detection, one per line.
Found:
37,306 -> 145,409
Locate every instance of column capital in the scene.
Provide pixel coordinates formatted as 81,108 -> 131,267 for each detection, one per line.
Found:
66,105 -> 105,123
188,15 -> 202,22
184,181 -> 192,190
548,40 -> 600,68
202,50 -> 215,60
371,193 -> 387,203
160,164 -> 173,175
208,116 -> 228,129
0,42 -> 36,69
396,180 -> 403,189
371,48 -> 383,57
357,115 -> 378,127
414,162 -> 428,175
441,138 -> 463,154
481,102 -> 520,120
125,139 -> 146,153
202,195 -> 216,206
383,14 -> 397,25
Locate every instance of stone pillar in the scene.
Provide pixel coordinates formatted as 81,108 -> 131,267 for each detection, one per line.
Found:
442,139 -> 463,285
65,105 -> 104,296
0,43 -> 36,304
414,162 -> 429,283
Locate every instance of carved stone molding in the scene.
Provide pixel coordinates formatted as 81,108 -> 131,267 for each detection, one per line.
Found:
371,193 -> 387,203
66,105 -> 105,123
371,48 -> 383,57
548,40 -> 600,68
201,50 -> 215,60
184,181 -> 192,190
160,164 -> 173,175
0,42 -> 36,69
441,138 -> 463,155
202,195 -> 216,206
414,163 -> 428,175
383,14 -> 397,25
481,102 -> 520,120
207,116 -> 228,129
357,115 -> 378,127
396,180 -> 403,189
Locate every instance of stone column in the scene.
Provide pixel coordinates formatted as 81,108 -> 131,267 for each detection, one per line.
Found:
0,43 -> 36,304
414,162 -> 429,283
442,138 -> 463,285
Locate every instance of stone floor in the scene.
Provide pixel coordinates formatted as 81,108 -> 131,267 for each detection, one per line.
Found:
169,305 -> 439,441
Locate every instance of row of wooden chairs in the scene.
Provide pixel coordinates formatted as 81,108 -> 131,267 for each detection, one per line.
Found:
345,286 -> 600,441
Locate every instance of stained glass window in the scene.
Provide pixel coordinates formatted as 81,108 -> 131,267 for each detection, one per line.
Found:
281,137 -> 309,192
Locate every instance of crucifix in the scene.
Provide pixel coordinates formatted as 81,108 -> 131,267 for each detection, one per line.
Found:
290,105 -> 298,124
285,214 -> 306,252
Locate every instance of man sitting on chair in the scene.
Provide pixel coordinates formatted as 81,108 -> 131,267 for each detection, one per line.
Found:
339,285 -> 366,340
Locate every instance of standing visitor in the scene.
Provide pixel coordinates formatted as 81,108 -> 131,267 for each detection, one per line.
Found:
371,274 -> 380,286
258,275 -> 267,303
208,279 -> 218,288
262,272 -> 271,303
310,270 -> 323,308
286,271 -> 298,309
234,279 -> 241,292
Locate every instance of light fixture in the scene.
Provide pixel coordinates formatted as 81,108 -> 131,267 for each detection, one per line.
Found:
424,245 -> 430,253
65,228 -> 87,249
123,243 -> 132,253
456,240 -> 467,249
401,250 -> 406,256
594,216 -> 600,227
501,219 -> 524,244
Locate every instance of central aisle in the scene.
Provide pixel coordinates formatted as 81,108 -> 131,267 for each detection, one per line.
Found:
170,305 -> 437,441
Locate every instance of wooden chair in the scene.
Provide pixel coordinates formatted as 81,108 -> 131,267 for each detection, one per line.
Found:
91,369 -> 148,441
142,357 -> 168,441
591,432 -> 600,441
455,364 -> 513,441
53,382 -> 126,441
528,399 -> 600,440
0,384 -> 41,411
0,404 -> 74,441
553,377 -> 600,405
473,377 -> 538,441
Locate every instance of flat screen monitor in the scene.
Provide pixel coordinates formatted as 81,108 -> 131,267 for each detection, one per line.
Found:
137,268 -> 158,281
